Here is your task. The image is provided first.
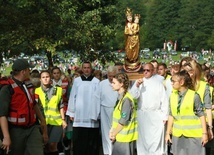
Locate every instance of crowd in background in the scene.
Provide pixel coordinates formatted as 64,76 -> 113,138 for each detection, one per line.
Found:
0,55 -> 214,155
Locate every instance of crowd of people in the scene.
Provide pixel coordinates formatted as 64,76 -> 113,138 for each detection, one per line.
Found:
0,56 -> 214,155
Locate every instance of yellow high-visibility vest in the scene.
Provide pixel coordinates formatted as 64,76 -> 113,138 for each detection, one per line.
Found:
209,86 -> 214,119
197,81 -> 209,122
112,92 -> 138,142
35,86 -> 63,126
197,81 -> 207,104
163,75 -> 171,90
165,74 -> 171,80
170,89 -> 202,138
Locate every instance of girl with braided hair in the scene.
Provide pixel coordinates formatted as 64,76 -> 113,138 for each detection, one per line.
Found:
165,70 -> 208,155
109,73 -> 138,155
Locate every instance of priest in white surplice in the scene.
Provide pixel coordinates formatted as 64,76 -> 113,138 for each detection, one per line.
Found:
130,63 -> 169,155
66,62 -> 100,155
100,66 -> 118,155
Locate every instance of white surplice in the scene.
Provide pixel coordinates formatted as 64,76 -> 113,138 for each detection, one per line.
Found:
66,76 -> 100,128
130,76 -> 169,155
99,79 -> 118,155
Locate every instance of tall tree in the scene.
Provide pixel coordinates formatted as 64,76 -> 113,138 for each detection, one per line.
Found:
144,0 -> 181,49
194,0 -> 214,51
177,0 -> 198,50
1,0 -> 214,65
0,0 -> 119,66
66,0 -> 119,64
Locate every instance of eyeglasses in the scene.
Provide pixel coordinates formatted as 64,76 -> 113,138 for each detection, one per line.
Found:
143,69 -> 152,72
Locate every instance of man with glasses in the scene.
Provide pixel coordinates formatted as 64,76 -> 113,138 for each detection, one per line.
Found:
130,62 -> 169,155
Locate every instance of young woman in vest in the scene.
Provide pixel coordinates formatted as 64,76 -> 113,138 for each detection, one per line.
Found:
179,58 -> 213,138
35,70 -> 67,155
109,73 -> 138,155
165,70 -> 208,155
182,60 -> 213,136
51,66 -> 72,155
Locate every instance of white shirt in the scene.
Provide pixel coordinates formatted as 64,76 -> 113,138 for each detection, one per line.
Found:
99,79 -> 118,107
153,74 -> 164,83
165,78 -> 173,100
52,79 -> 62,86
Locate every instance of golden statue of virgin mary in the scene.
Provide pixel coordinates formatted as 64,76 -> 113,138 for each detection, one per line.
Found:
123,8 -> 141,72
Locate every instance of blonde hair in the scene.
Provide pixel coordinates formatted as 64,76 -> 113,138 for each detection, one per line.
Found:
183,59 -> 202,90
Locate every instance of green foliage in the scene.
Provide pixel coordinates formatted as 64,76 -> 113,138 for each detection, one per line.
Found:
0,0 -> 119,66
1,0 -> 214,67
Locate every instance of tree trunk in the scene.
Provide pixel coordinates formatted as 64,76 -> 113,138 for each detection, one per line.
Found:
46,51 -> 53,69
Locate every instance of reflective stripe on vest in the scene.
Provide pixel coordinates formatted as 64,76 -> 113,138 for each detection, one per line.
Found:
112,92 -> 138,142
170,89 -> 202,138
173,115 -> 198,120
8,117 -> 26,123
43,107 -> 59,112
45,115 -> 62,119
8,114 -> 37,123
10,82 -> 17,89
113,117 -> 137,135
173,124 -> 202,129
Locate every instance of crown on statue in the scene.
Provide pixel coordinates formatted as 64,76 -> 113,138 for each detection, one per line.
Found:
134,14 -> 141,19
126,8 -> 132,17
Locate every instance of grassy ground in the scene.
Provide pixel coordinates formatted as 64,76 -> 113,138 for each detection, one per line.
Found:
141,51 -> 205,63
1,64 -> 12,77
